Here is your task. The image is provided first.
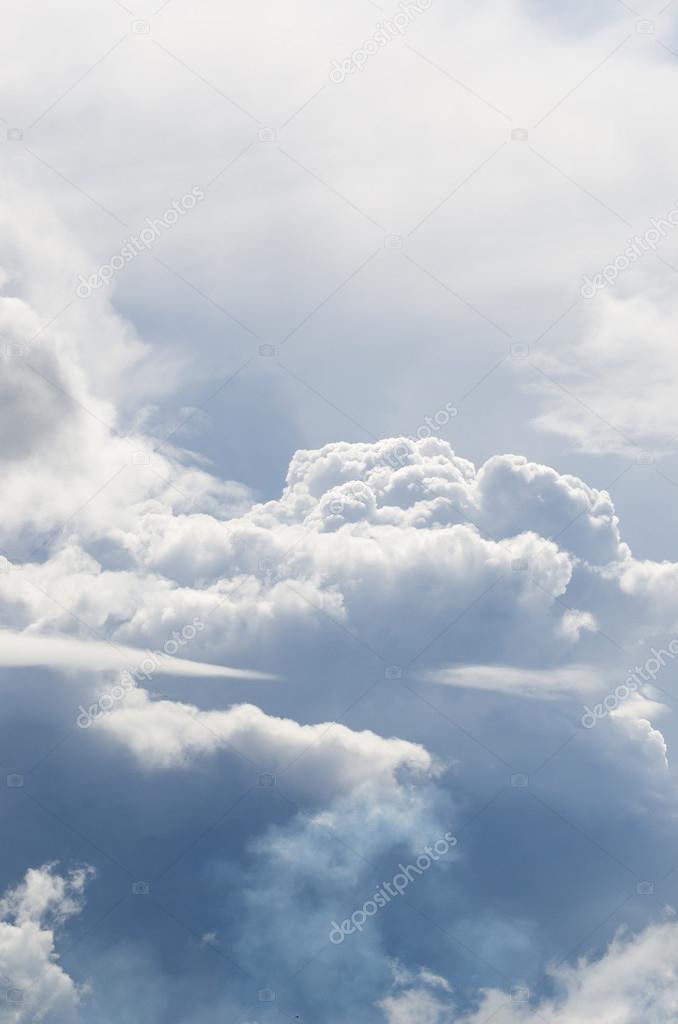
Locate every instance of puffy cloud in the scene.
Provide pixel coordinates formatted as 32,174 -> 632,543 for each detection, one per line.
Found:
380,918 -> 678,1024
0,439 -> 633,680
5,1 -> 678,1020
260,440 -> 624,564
98,688 -> 433,790
0,864 -> 93,1024
473,454 -> 624,564
0,243 -> 250,549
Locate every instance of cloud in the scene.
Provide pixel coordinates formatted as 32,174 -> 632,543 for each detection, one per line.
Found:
98,688 -> 433,786
0,439 -> 632,678
2,0 -> 678,483
532,292 -> 678,456
4,1 -> 678,1020
422,662 -> 601,698
230,781 -> 454,1009
380,917 -> 678,1023
0,863 -> 93,1024
0,629 -> 274,680
0,277 -> 251,551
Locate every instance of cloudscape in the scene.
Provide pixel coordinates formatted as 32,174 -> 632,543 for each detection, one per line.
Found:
3,1 -> 678,1020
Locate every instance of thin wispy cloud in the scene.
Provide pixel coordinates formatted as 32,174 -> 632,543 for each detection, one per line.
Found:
0,630 -> 276,680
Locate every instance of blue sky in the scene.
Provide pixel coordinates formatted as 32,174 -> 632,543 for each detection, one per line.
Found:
3,1 -> 678,1021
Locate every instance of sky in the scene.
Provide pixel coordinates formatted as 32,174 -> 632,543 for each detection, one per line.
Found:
3,0 -> 678,1021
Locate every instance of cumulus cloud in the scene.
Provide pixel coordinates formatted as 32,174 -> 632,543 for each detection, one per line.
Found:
0,264 -> 250,550
1,434 -> 677,1022
380,918 -> 678,1024
0,438 -> 635,677
5,0 -> 678,1020
98,688 -> 433,789
0,863 -> 93,1024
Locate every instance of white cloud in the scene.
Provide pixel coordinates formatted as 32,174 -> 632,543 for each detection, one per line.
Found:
423,663 -> 601,698
98,689 -> 434,792
4,2 -> 678,1020
0,262 -> 250,547
532,292 -> 678,456
0,864 -> 93,1024
0,437 -> 669,685
0,629 -> 273,680
379,918 -> 678,1024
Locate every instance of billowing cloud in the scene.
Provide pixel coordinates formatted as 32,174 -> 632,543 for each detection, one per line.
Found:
99,689 -> 433,788
380,918 -> 678,1023
0,864 -> 93,1024
3,2 -> 678,1018
0,438 -> 637,682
